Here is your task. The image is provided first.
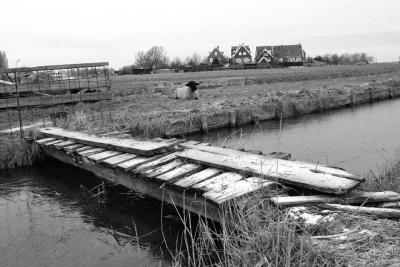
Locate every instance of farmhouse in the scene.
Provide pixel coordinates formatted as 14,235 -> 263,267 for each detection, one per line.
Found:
255,44 -> 306,66
231,44 -> 252,65
207,46 -> 227,65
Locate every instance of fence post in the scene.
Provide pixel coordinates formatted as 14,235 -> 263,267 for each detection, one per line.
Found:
14,71 -> 24,138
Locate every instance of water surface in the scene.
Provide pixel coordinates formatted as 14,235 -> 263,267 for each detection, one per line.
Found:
192,99 -> 400,176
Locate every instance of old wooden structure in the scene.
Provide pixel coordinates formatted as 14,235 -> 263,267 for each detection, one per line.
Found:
33,127 -> 372,222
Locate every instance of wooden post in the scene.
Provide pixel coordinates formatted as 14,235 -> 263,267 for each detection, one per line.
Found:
14,71 -> 24,138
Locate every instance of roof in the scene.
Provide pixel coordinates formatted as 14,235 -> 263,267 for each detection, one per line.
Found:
208,47 -> 224,58
255,44 -> 304,59
231,45 -> 251,57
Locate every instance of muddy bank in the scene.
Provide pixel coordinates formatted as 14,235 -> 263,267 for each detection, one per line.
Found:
124,79 -> 400,137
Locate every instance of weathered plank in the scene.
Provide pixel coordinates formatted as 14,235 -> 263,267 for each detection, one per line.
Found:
204,177 -> 280,204
192,172 -> 245,192
39,127 -> 176,156
117,155 -> 159,172
174,168 -> 222,188
134,152 -> 177,173
145,159 -> 183,178
178,145 -> 360,181
101,153 -> 139,168
177,149 -> 360,195
86,150 -> 122,163
63,144 -> 84,153
323,204 -> 400,218
54,140 -> 75,149
76,146 -> 94,152
271,191 -> 400,207
156,164 -> 203,182
78,148 -> 105,156
42,139 -> 64,146
35,137 -> 56,144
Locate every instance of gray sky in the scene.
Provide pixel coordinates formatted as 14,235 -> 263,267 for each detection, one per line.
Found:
2,0 -> 400,68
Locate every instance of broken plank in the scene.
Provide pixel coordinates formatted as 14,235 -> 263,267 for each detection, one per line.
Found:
35,137 -> 56,144
177,145 -> 360,181
78,148 -> 105,157
134,152 -> 177,173
203,177 -> 280,204
156,164 -> 203,182
86,150 -> 122,163
175,168 -> 222,188
145,159 -> 183,178
271,191 -> 400,207
117,155 -> 159,172
378,201 -> 400,208
39,127 -> 175,156
191,172 -> 245,192
54,140 -> 75,149
101,153 -> 139,168
323,203 -> 400,218
177,149 -> 360,195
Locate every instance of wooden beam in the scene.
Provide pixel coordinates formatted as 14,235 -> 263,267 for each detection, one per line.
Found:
156,164 -> 203,183
174,168 -> 222,188
101,153 -> 139,168
323,204 -> 400,218
86,150 -> 122,163
39,145 -> 222,222
271,191 -> 400,207
176,149 -> 361,195
39,127 -> 176,156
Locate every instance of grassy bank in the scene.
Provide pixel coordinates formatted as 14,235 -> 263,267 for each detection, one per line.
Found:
0,133 -> 41,170
171,153 -> 400,266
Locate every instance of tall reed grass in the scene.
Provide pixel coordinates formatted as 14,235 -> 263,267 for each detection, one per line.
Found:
0,134 -> 41,169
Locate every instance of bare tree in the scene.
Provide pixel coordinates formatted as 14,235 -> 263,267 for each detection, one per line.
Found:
135,46 -> 168,70
170,57 -> 184,69
185,53 -> 202,67
0,51 -> 8,72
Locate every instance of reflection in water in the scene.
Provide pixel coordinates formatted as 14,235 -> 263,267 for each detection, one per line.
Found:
193,99 -> 400,176
0,160 -> 182,267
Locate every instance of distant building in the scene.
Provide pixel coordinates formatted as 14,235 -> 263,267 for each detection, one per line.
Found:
231,44 -> 252,65
207,46 -> 227,65
255,44 -> 306,66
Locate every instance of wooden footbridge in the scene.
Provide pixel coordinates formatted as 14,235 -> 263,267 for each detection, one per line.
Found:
34,127 -> 365,222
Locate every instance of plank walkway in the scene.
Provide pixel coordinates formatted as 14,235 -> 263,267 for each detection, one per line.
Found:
34,127 -> 365,222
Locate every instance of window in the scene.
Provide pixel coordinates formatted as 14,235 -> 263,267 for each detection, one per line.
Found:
243,52 -> 247,55
210,58 -> 213,63
215,51 -> 218,56
239,52 -> 242,56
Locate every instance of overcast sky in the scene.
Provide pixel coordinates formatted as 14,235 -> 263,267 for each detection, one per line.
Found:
2,0 -> 400,68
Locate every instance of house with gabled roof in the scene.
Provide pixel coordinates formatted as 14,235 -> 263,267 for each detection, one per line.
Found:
231,44 -> 252,65
207,46 -> 227,65
255,44 -> 306,66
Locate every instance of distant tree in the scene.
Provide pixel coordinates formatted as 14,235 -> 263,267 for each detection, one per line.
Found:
135,46 -> 168,70
0,51 -> 8,73
170,57 -> 184,69
314,55 -> 323,62
185,53 -> 202,67
331,54 -> 339,65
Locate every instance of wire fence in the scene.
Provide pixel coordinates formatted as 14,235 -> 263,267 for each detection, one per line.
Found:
0,62 -> 112,137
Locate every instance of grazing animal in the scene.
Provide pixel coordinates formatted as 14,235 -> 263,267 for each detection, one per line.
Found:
174,81 -> 200,100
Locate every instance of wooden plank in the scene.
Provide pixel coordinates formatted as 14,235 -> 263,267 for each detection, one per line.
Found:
323,204 -> 400,218
179,140 -> 201,147
177,149 -> 360,195
54,140 -> 75,149
145,159 -> 183,178
35,137 -> 56,144
117,155 -> 159,172
156,164 -> 203,182
42,139 -> 63,146
39,127 -> 176,156
133,152 -> 177,173
101,153 -> 139,168
271,191 -> 400,207
78,148 -> 105,156
76,146 -> 94,152
191,172 -> 245,192
178,145 -> 360,181
64,144 -> 84,153
174,168 -> 222,188
203,177 -> 280,204
86,150 -> 122,163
